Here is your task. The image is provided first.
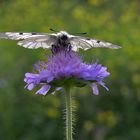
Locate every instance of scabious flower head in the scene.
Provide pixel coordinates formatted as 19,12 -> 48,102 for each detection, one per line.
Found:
24,50 -> 110,95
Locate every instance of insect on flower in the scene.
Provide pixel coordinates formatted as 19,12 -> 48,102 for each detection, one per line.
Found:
0,29 -> 121,53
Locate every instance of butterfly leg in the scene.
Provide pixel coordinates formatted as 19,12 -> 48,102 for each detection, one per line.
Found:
67,44 -> 72,52
51,44 -> 61,54
51,43 -> 72,55
51,45 -> 56,54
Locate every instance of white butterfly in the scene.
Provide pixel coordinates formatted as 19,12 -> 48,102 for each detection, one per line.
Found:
0,30 -> 121,51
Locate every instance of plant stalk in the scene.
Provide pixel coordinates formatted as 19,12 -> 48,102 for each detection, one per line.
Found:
64,87 -> 73,140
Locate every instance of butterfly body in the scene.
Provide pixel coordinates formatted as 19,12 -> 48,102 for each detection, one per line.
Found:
55,31 -> 70,46
0,31 -> 121,51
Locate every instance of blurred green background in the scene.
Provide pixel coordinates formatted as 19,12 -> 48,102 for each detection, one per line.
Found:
0,0 -> 140,140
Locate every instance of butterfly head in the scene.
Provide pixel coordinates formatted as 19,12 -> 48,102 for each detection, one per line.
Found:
57,31 -> 69,45
57,31 -> 68,37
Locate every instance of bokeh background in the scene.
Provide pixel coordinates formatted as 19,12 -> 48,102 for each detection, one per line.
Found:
0,0 -> 140,140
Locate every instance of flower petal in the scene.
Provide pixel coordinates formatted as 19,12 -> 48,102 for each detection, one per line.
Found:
36,85 -> 51,95
56,87 -> 62,91
91,83 -> 99,95
26,83 -> 35,90
24,73 -> 40,84
51,91 -> 55,95
39,71 -> 54,83
98,81 -> 109,91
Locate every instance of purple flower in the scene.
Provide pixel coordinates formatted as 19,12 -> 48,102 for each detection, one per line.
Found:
24,51 -> 110,95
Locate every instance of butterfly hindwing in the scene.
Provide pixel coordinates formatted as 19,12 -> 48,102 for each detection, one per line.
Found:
17,35 -> 57,49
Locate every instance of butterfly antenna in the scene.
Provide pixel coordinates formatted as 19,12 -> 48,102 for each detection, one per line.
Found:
80,32 -> 87,35
71,32 -> 87,35
49,28 -> 57,32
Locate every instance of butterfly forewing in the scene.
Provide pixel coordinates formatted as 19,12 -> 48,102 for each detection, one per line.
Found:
0,32 -> 57,49
90,39 -> 120,49
70,36 -> 121,50
0,32 -> 45,40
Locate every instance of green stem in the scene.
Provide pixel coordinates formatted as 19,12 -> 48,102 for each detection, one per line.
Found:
64,87 -> 73,140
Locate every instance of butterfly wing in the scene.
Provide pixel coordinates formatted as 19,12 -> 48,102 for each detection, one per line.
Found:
69,36 -> 121,51
17,35 -> 57,49
0,32 -> 121,50
0,32 -> 57,49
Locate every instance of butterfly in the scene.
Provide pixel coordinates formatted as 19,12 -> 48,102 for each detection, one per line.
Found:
0,30 -> 121,52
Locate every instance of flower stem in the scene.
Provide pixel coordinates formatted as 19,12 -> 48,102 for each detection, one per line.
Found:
64,87 -> 73,140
